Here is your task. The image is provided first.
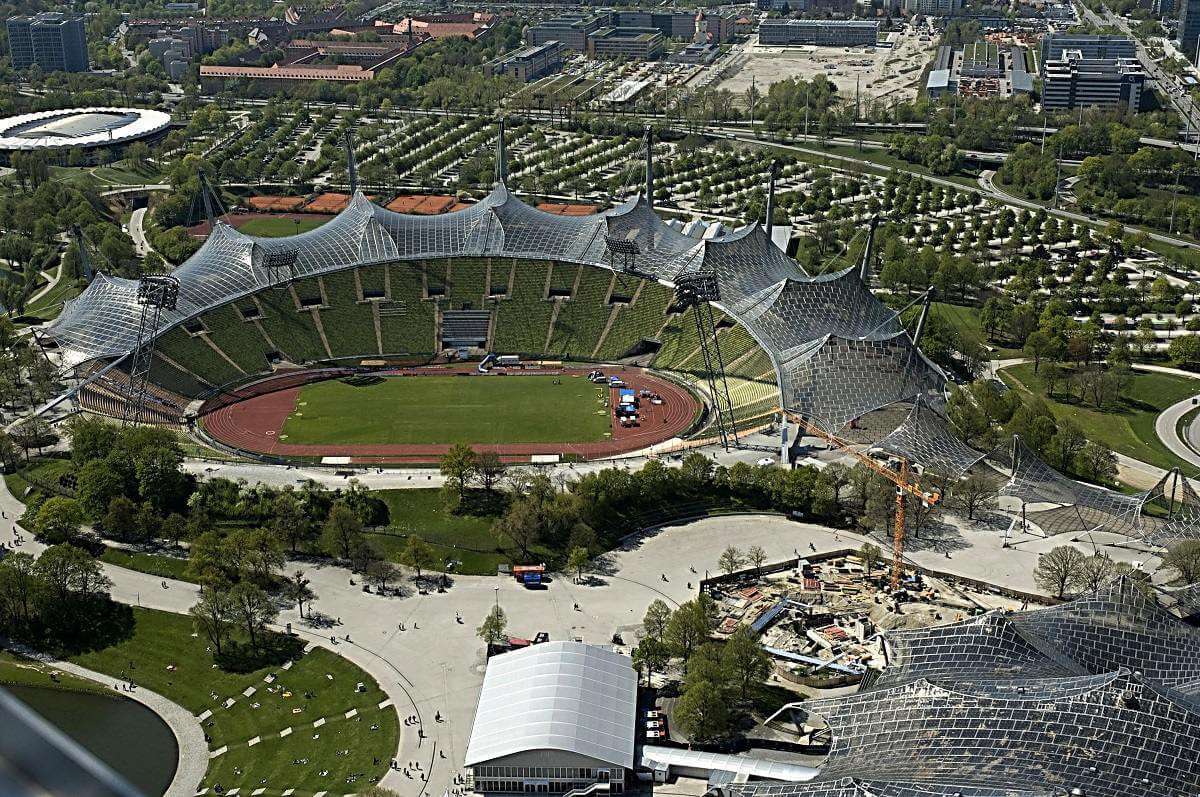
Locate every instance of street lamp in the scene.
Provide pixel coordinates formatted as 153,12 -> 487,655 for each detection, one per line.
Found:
493,585 -> 499,612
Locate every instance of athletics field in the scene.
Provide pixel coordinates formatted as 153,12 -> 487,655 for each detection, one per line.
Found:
281,374 -> 611,445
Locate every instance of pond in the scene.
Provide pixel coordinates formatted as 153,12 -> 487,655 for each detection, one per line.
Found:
9,684 -> 178,796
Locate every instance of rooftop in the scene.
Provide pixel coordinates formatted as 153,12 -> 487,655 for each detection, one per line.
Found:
464,641 -> 637,770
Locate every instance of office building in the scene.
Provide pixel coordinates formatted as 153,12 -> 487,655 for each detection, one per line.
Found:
610,11 -> 734,43
484,41 -> 563,82
465,642 -> 636,796
1040,34 -> 1135,67
586,27 -> 664,60
1180,0 -> 1200,60
758,19 -> 878,46
904,0 -> 963,14
7,13 -> 88,73
527,13 -> 606,51
1042,52 -> 1145,112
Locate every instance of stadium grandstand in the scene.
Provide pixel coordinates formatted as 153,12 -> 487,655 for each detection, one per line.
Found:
37,123 -> 1200,544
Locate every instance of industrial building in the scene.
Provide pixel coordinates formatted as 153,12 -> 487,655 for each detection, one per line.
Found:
484,41 -> 564,82
6,13 -> 88,73
1041,52 -> 1145,112
925,40 -> 1032,98
586,27 -> 665,60
465,642 -> 637,795
757,19 -> 878,47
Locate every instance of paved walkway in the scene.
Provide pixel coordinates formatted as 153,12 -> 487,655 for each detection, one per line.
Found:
1137,363 -> 1200,471
0,641 -> 207,797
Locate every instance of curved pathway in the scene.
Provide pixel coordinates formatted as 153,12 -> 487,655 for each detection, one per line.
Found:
1139,363 -> 1200,471
0,642 -> 207,797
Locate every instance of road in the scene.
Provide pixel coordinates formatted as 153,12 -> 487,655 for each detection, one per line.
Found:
129,207 -> 153,257
978,169 -> 1199,251
1078,2 -> 1200,133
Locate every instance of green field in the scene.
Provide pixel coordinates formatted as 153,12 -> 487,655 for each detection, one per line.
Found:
70,607 -> 398,795
237,216 -> 328,237
1000,363 -> 1200,472
933,302 -> 1024,359
282,375 -> 612,445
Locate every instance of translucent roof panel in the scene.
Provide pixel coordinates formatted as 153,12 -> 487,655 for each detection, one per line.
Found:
464,641 -> 637,770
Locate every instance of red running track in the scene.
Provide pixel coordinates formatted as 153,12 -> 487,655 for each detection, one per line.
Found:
200,367 -> 699,464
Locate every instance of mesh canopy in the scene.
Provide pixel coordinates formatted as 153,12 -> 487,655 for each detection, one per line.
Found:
999,439 -> 1160,536
1010,575 -> 1200,693
870,610 -> 1085,690
796,671 -> 1200,796
47,184 -> 946,447
729,781 -> 1051,797
876,398 -> 988,479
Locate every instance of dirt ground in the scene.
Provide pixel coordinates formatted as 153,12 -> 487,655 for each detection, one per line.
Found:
717,26 -> 939,104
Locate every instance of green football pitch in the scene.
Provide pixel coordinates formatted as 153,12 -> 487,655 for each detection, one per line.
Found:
280,375 -> 613,445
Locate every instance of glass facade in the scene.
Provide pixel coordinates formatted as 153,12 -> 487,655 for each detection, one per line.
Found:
471,764 -> 625,794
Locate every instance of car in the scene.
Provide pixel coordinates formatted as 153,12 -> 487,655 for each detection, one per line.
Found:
757,457 -> 776,466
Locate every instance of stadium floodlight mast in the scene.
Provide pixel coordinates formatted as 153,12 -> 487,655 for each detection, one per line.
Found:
263,246 -> 300,290
122,275 -> 180,427
604,234 -> 640,272
673,271 -> 739,451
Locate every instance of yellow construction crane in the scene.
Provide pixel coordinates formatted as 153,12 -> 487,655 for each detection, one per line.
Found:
790,415 -> 941,590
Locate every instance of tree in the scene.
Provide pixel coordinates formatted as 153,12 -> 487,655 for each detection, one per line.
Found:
33,544 -> 111,602
490,498 -> 543,561
282,570 -> 315,618
721,626 -> 770,700
642,599 -> 671,642
858,542 -> 881,578
631,636 -> 670,685
666,596 -> 715,664
566,546 -> 589,583
1046,421 -> 1086,473
1074,441 -> 1117,484
718,545 -> 745,575
949,473 -> 993,520
270,490 -> 314,553
228,582 -> 277,650
320,500 -> 363,560
1168,335 -> 1200,369
476,451 -> 506,492
400,536 -> 435,581
440,443 -> 478,495
1076,553 -> 1117,593
366,559 -> 401,592
477,605 -> 507,647
746,545 -> 767,574
190,588 -> 236,656
1023,330 -> 1056,374
32,497 -> 84,545
76,459 -> 128,519
1033,546 -> 1087,598
674,676 -> 733,743
1163,540 -> 1200,584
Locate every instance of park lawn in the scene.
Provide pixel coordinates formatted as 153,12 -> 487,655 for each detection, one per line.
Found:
1000,362 -> 1198,472
369,488 -> 558,575
282,375 -> 611,446
20,273 -> 81,325
69,607 -> 398,795
3,457 -> 75,500
933,302 -> 1023,359
237,216 -> 328,237
99,547 -> 196,583
0,650 -> 110,696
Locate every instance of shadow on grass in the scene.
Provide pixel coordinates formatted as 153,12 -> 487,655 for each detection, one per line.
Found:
214,632 -> 305,673
33,598 -> 136,657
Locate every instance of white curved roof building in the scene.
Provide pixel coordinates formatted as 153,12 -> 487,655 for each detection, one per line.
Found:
0,107 -> 172,152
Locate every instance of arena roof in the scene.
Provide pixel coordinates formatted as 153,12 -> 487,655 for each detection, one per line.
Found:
45,179 -> 949,441
719,577 -> 1200,797
464,641 -> 637,769
0,108 -> 171,152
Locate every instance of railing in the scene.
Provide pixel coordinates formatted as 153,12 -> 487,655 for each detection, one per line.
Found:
561,780 -> 612,797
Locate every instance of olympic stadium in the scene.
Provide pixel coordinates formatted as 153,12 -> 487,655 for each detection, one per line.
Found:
0,107 -> 172,160
40,126 -> 1200,534
30,126 -> 1200,797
